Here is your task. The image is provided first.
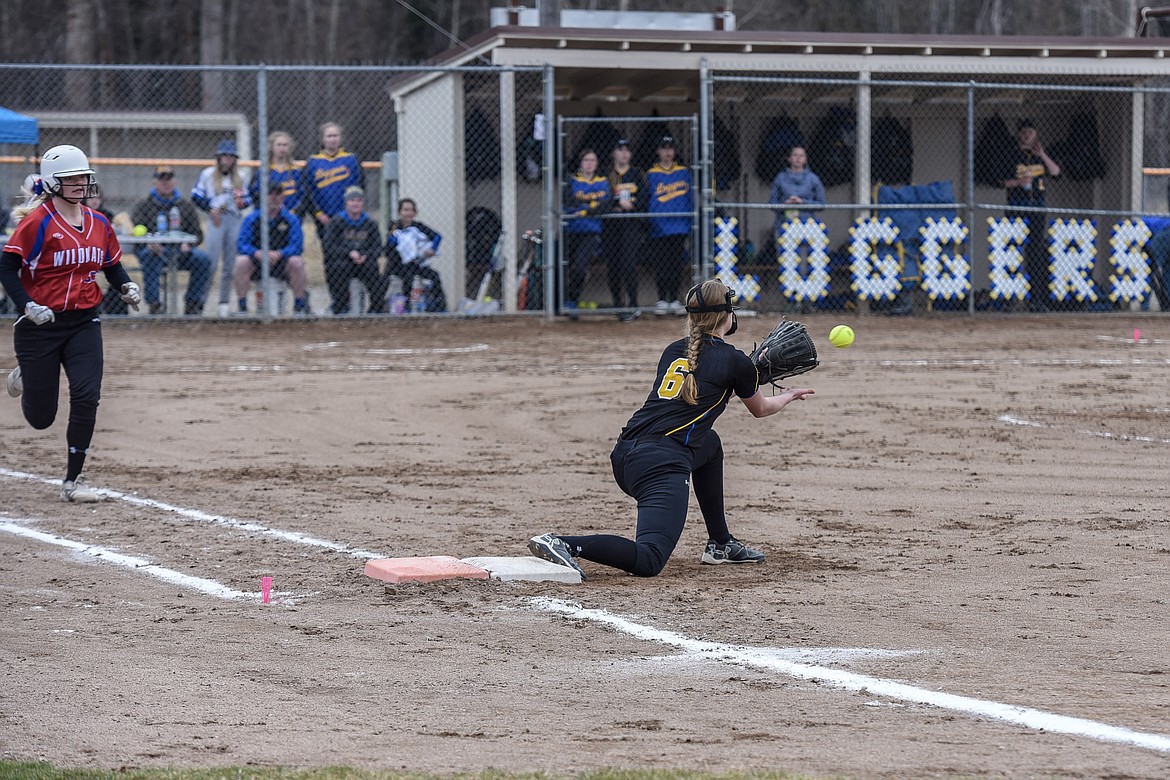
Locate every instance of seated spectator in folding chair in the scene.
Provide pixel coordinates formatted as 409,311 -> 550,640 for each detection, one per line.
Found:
384,198 -> 446,313
321,186 -> 387,315
128,165 -> 214,315
232,183 -> 310,315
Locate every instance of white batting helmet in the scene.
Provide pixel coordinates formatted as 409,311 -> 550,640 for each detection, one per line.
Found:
40,144 -> 98,199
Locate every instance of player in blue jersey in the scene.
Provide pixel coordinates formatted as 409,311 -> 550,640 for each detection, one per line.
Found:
645,135 -> 694,314
304,122 -> 363,243
561,148 -> 609,316
528,278 -> 815,579
248,131 -> 304,215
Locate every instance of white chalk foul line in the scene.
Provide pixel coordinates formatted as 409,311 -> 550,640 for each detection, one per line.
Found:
0,517 -> 252,601
0,467 -> 386,559
529,597 -> 1170,755
302,341 -> 490,353
999,415 -> 1170,445
877,357 -> 1170,368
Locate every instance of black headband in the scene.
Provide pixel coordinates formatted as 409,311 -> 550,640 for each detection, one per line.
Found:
684,283 -> 738,314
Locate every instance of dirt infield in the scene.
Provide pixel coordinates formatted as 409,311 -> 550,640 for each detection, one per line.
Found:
1,312 -> 1168,779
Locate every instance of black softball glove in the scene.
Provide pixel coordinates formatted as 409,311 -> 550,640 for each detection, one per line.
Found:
750,319 -> 819,388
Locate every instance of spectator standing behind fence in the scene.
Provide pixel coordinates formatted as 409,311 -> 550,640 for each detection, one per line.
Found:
562,148 -> 609,318
304,123 -> 363,247
128,165 -> 213,316
646,136 -> 694,315
1003,120 -> 1060,312
384,198 -> 447,313
248,131 -> 304,215
605,138 -> 647,322
192,140 -> 251,318
322,186 -> 387,315
233,183 -> 310,315
769,146 -> 825,232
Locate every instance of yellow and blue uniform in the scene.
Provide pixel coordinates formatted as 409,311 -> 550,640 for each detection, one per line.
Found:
248,164 -> 303,215
646,162 -> 693,304
646,162 -> 692,238
562,172 -> 609,307
604,164 -> 648,309
1004,148 -> 1058,309
237,206 -> 304,262
304,149 -> 363,224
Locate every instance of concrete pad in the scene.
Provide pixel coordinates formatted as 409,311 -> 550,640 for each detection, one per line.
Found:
460,555 -> 582,584
364,556 -> 490,584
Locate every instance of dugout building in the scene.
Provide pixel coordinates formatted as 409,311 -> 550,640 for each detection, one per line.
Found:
390,7 -> 1170,312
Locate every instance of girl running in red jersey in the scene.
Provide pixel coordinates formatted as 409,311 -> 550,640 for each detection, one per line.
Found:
1,145 -> 142,502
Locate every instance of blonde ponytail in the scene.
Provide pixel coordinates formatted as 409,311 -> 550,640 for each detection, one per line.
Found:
678,279 -> 733,405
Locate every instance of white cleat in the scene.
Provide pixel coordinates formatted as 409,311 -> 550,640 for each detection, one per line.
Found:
6,365 -> 22,398
60,476 -> 102,503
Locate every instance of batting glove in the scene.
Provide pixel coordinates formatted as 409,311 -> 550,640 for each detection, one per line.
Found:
23,301 -> 55,326
120,282 -> 141,311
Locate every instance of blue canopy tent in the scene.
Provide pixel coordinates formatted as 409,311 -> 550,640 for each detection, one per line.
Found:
0,107 -> 38,145
1,107 -> 36,311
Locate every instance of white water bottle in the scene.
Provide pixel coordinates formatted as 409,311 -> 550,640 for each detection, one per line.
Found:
168,205 -> 181,232
410,276 -> 425,313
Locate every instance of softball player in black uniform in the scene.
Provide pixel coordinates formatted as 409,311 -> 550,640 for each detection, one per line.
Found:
2,145 -> 141,502
529,278 -> 815,579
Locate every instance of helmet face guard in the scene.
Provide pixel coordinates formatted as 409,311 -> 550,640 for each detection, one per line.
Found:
45,174 -> 99,203
684,282 -> 740,335
40,145 -> 99,203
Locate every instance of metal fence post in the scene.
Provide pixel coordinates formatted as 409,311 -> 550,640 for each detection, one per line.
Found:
699,59 -> 713,283
966,81 -> 977,315
542,64 -> 557,319
256,64 -> 273,319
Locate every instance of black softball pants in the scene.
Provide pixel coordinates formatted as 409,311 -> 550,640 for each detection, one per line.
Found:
603,221 -> 643,309
13,308 -> 103,481
647,233 -> 688,303
561,433 -> 731,577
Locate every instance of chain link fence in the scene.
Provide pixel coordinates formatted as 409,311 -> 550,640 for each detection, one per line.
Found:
705,71 -> 1170,315
5,62 -> 1170,319
555,114 -> 698,318
0,63 -> 547,318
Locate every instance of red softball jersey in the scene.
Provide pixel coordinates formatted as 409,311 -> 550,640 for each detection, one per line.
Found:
3,201 -> 122,311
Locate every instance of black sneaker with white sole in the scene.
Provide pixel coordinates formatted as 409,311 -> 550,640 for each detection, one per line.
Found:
527,533 -> 587,580
701,537 -> 765,565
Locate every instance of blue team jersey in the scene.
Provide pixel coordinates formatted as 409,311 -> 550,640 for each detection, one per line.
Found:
304,150 -> 362,221
563,174 -> 609,234
646,163 -> 693,237
248,164 -> 304,214
237,207 -> 304,259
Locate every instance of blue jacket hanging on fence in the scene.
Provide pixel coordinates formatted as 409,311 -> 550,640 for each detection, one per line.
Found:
874,180 -> 956,281
1141,215 -> 1170,310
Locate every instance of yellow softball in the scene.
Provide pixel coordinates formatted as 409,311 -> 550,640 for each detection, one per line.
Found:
829,324 -> 854,348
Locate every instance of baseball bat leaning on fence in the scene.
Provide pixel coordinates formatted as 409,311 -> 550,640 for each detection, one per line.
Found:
517,229 -> 542,310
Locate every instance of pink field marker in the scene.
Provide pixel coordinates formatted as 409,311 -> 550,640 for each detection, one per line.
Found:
261,576 -> 272,604
1134,328 -> 1141,344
